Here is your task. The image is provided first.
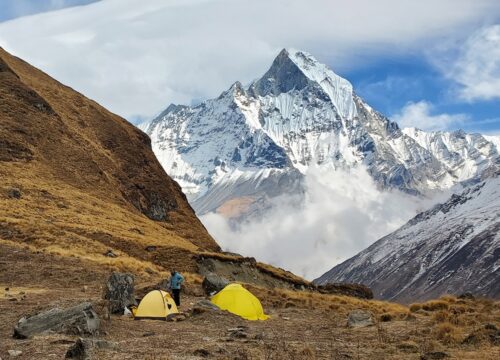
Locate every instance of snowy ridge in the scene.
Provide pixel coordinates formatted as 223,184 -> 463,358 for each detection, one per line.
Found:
141,48 -> 499,216
314,175 -> 500,302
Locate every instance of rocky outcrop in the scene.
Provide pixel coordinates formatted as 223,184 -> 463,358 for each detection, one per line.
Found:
65,338 -> 117,360
103,272 -> 136,314
13,302 -> 100,339
315,283 -> 373,299
202,273 -> 230,295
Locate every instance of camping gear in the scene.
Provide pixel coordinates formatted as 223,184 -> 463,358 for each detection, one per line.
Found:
210,283 -> 269,321
134,290 -> 178,320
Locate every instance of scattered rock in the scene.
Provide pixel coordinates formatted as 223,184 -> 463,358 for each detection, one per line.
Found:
5,287 -> 9,291
193,349 -> 210,357
458,292 -> 475,301
485,323 -> 497,331
103,272 -> 136,314
65,338 -> 117,359
347,310 -> 374,328
421,351 -> 449,360
202,273 -> 229,295
166,313 -> 188,322
81,286 -> 88,293
145,245 -> 157,252
13,302 -> 100,339
194,299 -> 220,310
142,331 -> 155,337
7,350 -> 22,357
397,341 -> 419,353
104,249 -> 117,258
228,326 -> 248,339
7,188 -> 21,199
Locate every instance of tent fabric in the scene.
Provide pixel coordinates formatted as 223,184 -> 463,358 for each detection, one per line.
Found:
211,283 -> 269,321
134,290 -> 178,320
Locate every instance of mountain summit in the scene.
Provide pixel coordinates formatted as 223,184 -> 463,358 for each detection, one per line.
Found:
141,48 -> 499,218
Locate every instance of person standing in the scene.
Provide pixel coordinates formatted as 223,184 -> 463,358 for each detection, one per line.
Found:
169,270 -> 184,307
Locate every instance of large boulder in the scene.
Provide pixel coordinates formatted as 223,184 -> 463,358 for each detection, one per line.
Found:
347,310 -> 374,328
13,302 -> 100,339
202,273 -> 229,295
103,272 -> 136,314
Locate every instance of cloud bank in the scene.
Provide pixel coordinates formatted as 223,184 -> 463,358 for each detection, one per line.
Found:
392,101 -> 468,131
201,165 -> 436,280
436,25 -> 500,102
0,0 -> 498,120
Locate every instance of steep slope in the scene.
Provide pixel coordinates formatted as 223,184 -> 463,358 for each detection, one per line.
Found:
142,49 -> 499,217
0,46 -> 219,275
315,175 -> 500,302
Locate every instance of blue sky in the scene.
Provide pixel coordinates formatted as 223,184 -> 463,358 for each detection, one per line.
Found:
0,0 -> 99,22
0,0 -> 498,135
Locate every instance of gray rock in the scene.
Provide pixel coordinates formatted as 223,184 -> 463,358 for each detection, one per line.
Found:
195,299 -> 220,310
347,310 -> 374,328
7,350 -> 22,357
13,302 -> 100,339
66,338 -> 117,360
202,273 -> 229,295
166,313 -> 188,322
103,272 -> 136,314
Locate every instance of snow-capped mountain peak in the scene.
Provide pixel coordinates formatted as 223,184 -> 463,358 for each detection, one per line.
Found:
141,49 -> 499,216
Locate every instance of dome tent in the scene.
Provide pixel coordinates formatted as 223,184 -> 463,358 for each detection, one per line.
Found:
211,283 -> 269,321
134,290 -> 178,320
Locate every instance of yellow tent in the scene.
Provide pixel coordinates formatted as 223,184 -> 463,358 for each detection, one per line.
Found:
211,283 -> 269,321
134,290 -> 178,320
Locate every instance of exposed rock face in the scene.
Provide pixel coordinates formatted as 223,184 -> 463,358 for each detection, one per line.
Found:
13,302 -> 100,339
347,310 -> 374,328
103,272 -> 136,314
315,283 -> 373,299
315,176 -> 500,302
202,273 -> 230,295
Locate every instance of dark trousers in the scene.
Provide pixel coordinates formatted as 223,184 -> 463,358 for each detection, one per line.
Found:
172,289 -> 181,306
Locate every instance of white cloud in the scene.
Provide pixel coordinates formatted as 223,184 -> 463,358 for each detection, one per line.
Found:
434,24 -> 500,101
392,101 -> 468,131
201,165 -> 434,280
0,0 -> 498,119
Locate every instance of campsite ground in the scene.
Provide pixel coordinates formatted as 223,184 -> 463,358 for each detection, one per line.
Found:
0,242 -> 499,359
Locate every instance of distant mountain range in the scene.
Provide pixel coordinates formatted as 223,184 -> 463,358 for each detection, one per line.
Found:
315,174 -> 500,302
140,49 -> 499,219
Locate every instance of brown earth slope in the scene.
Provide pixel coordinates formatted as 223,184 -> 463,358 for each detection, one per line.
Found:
0,46 -> 219,275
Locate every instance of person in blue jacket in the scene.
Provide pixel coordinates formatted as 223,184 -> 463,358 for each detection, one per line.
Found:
169,270 -> 184,306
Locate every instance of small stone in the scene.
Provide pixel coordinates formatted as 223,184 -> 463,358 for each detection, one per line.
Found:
397,341 -> 419,353
421,351 -> 449,360
485,323 -> 497,331
142,331 -> 155,337
193,349 -> 210,357
18,291 -> 25,295
104,249 -> 117,258
145,245 -> 157,252
282,316 -> 291,320
7,188 -> 21,199
166,313 -> 187,322
347,309 -> 374,328
81,286 -> 88,293
7,350 -> 22,357
5,287 -> 9,291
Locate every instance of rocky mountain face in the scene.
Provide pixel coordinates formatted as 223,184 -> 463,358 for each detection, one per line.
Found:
0,46 -> 219,274
314,175 -> 500,302
141,49 -> 499,218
